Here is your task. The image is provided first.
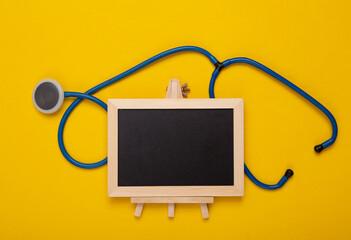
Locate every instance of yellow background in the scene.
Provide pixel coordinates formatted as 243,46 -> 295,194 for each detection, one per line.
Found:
0,0 -> 350,239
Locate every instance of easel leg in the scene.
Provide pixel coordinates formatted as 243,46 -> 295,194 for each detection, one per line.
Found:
168,203 -> 175,217
135,203 -> 144,217
200,203 -> 209,219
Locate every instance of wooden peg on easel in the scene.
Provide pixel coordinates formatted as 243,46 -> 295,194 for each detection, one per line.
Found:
200,203 -> 209,219
135,203 -> 144,217
168,203 -> 175,218
166,79 -> 184,99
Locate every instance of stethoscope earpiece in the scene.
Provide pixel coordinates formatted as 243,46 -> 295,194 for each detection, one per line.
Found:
32,79 -> 64,114
314,144 -> 324,153
285,169 -> 294,179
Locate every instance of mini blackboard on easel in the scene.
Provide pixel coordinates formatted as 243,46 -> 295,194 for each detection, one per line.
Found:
108,79 -> 244,218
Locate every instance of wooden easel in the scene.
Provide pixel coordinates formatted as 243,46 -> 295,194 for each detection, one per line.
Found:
131,79 -> 213,219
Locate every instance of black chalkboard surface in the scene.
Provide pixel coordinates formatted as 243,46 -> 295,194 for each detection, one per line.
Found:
117,109 -> 234,187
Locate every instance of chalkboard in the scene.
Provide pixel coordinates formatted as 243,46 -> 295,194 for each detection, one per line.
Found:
117,109 -> 234,186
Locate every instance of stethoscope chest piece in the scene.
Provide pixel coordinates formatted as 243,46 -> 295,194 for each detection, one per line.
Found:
32,79 -> 64,114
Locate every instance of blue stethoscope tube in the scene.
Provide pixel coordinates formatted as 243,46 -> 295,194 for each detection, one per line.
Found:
58,46 -> 338,190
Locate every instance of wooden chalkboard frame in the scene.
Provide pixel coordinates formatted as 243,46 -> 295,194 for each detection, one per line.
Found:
108,98 -> 244,197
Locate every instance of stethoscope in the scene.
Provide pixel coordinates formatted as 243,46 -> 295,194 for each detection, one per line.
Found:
32,46 -> 338,190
